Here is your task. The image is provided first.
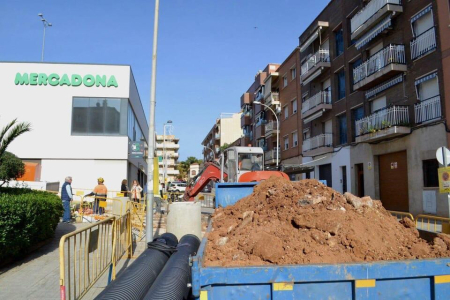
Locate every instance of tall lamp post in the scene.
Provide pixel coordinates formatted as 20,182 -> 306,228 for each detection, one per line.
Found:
38,13 -> 52,62
146,0 -> 160,243
253,101 -> 279,168
163,120 -> 173,186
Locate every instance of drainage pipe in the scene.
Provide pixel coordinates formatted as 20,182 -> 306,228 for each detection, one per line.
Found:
143,234 -> 201,300
95,233 -> 178,300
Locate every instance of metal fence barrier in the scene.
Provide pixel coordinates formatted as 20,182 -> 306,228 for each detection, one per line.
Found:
197,193 -> 215,209
415,214 -> 450,233
388,210 -> 415,222
128,201 -> 146,241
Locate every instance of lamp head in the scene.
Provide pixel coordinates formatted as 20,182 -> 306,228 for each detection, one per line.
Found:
48,23 -> 52,26
254,101 -> 261,104
38,13 -> 43,17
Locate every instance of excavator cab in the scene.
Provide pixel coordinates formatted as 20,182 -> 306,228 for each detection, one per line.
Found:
220,147 -> 264,182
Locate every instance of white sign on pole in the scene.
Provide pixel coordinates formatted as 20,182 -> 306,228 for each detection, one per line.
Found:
436,147 -> 450,166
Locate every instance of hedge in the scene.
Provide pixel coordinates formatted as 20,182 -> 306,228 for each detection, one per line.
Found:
0,187 -> 63,262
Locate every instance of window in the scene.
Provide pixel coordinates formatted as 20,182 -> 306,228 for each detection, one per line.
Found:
284,136 -> 289,150
303,130 -> 310,141
291,67 -> 297,80
292,99 -> 298,114
338,114 -> 347,145
284,106 -> 289,119
72,97 -> 128,136
370,96 -> 386,113
351,58 -> 362,87
336,69 -> 346,100
335,28 -> 344,57
191,170 -> 197,176
352,106 -> 364,138
416,73 -> 439,101
411,6 -> 434,37
292,132 -> 298,147
283,75 -> 288,87
423,159 -> 439,187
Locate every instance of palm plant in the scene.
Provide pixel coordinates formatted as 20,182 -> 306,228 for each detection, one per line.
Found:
0,118 -> 31,162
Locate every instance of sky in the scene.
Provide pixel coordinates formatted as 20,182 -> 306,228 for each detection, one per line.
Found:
0,0 -> 330,161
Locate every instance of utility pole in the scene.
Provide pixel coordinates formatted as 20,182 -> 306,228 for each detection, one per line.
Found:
146,0 -> 160,243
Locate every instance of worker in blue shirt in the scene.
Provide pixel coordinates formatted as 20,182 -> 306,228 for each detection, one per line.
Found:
61,176 -> 73,223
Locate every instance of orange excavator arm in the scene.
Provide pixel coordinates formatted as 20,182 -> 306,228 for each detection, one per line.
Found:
183,162 -> 227,201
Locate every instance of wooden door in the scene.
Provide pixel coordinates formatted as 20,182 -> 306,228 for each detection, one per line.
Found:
379,151 -> 409,211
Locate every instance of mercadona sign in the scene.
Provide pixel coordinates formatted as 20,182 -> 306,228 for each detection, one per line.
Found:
14,72 -> 118,88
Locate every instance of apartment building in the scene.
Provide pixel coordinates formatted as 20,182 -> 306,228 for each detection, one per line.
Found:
155,134 -> 180,183
298,0 -> 449,216
201,113 -> 242,162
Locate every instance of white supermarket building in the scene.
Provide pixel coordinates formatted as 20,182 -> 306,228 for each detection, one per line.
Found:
0,62 -> 149,193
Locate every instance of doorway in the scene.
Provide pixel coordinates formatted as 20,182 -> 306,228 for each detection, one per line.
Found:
356,163 -> 364,197
319,164 -> 332,188
379,151 -> 409,211
341,166 -> 347,193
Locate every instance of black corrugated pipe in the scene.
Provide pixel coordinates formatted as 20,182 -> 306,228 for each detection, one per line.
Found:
143,234 -> 201,300
95,233 -> 178,300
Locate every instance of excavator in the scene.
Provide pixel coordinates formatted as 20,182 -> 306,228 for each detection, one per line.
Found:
183,146 -> 289,201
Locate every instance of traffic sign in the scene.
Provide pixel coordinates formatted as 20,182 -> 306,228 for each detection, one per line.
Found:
436,147 -> 450,166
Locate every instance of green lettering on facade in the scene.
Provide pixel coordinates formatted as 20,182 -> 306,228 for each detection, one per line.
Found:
29,73 -> 38,85
14,73 -> 29,85
38,73 -> 48,85
83,74 -> 95,87
60,74 -> 71,86
96,75 -> 106,87
107,75 -> 118,87
71,74 -> 82,86
48,73 -> 60,86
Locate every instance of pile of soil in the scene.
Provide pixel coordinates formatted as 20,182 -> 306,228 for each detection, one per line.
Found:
204,177 -> 450,267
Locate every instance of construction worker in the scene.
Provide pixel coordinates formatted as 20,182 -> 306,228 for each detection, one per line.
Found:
85,177 -> 108,215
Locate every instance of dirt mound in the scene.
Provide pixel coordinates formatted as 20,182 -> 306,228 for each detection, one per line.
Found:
204,177 -> 450,267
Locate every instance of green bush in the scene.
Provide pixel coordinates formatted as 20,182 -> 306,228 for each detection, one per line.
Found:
0,152 -> 25,186
0,187 -> 63,262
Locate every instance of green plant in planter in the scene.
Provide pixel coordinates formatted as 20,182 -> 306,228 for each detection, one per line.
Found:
381,120 -> 391,129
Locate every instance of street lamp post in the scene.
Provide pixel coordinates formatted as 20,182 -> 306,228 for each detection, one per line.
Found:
163,120 -> 173,186
146,0 -> 160,243
204,146 -> 216,161
253,101 -> 279,168
38,13 -> 52,62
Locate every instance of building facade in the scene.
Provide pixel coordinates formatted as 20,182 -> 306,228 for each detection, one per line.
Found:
201,113 -> 242,162
298,0 -> 449,216
155,134 -> 180,183
0,62 -> 149,191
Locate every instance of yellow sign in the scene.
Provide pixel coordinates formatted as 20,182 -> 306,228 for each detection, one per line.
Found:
438,167 -> 450,193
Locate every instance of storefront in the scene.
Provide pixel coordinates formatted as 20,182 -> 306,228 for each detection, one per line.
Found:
0,62 -> 149,191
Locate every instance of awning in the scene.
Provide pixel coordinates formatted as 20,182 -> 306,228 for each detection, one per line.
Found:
365,74 -> 403,99
415,72 -> 437,85
355,16 -> 392,50
411,5 -> 432,23
301,69 -> 322,85
300,30 -> 319,52
303,110 -> 323,123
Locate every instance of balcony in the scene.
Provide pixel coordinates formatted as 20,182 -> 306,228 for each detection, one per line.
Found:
215,132 -> 220,139
355,105 -> 410,143
264,92 -> 280,108
351,0 -> 403,40
264,148 -> 280,165
353,44 -> 406,91
301,49 -> 330,85
159,159 -> 176,166
166,169 -> 180,175
415,95 -> 442,124
241,113 -> 251,127
301,91 -> 332,121
255,90 -> 264,102
255,122 -> 265,138
264,121 -> 279,137
302,134 -> 333,157
240,92 -> 253,108
156,143 -> 180,149
411,27 -> 436,61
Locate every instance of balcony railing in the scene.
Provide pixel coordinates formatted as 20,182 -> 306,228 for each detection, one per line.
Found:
353,44 -> 405,85
355,105 -> 409,137
411,27 -> 436,60
301,49 -> 330,76
415,95 -> 442,124
265,92 -> 279,106
264,121 -> 278,135
215,133 -> 220,139
302,134 -> 333,152
351,0 -> 402,34
301,91 -> 332,114
265,148 -> 280,162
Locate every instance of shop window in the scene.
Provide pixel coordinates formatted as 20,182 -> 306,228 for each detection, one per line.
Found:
72,97 -> 128,136
423,159 -> 439,187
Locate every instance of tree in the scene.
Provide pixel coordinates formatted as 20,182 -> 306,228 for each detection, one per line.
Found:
176,156 -> 203,181
0,152 -> 25,187
0,118 -> 31,162
219,143 -> 230,152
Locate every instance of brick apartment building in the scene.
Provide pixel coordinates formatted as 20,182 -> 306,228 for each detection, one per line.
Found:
232,0 -> 450,217
298,0 -> 450,216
